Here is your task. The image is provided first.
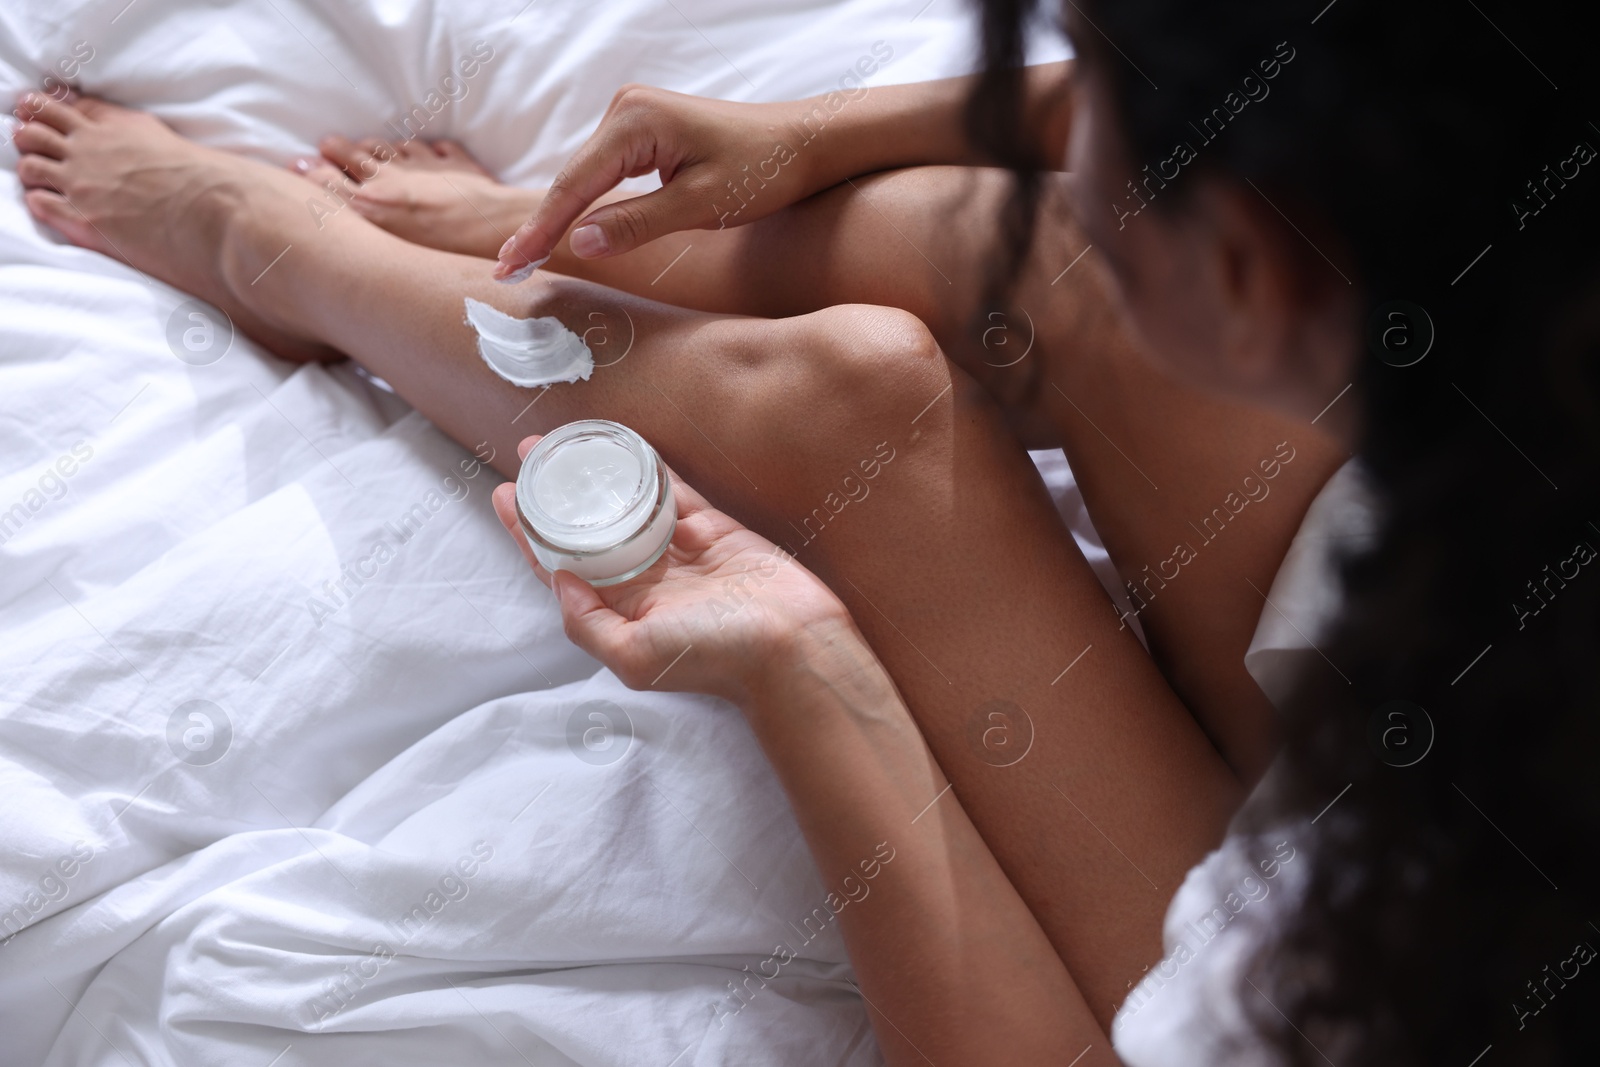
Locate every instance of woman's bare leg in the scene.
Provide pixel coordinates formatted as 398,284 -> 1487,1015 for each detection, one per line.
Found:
564,170 -> 1347,783
19,95 -> 1243,1020
310,141 -> 1343,781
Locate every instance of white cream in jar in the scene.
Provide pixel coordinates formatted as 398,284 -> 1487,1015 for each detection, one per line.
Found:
514,420 -> 676,586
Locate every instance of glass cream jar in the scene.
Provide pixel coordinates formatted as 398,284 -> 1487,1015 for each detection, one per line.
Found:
514,419 -> 676,586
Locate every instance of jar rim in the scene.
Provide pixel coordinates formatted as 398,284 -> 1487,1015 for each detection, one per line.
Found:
514,419 -> 663,553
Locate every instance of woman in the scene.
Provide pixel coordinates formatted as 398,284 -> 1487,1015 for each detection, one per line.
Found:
10,0 -> 1594,1060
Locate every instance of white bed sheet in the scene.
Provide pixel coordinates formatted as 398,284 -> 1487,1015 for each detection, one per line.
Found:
0,2 -> 1079,1064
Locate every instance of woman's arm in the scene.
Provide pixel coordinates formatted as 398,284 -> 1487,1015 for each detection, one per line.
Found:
493,449 -> 1116,1065
743,618 -> 1116,1065
819,61 -> 1074,179
494,63 -> 1074,273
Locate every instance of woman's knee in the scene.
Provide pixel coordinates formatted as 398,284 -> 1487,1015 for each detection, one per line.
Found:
725,303 -> 1000,516
783,303 -> 961,423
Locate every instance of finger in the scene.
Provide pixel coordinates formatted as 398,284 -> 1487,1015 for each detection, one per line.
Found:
550,570 -> 647,677
14,92 -> 86,132
517,434 -> 543,461
494,119 -> 655,276
566,179 -> 716,259
319,135 -> 376,181
12,120 -> 68,159
492,482 -> 545,579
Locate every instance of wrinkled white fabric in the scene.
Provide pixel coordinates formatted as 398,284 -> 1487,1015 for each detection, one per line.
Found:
1243,461 -> 1375,712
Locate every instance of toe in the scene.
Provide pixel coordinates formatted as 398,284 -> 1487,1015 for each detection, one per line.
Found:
431,140 -> 490,174
345,189 -> 388,222
22,187 -> 69,220
16,154 -> 65,192
292,156 -> 355,191
304,162 -> 350,190
14,92 -> 86,133
71,96 -> 161,131
22,189 -> 95,246
12,121 -> 69,159
358,137 -> 397,165
319,134 -> 377,181
71,96 -> 124,120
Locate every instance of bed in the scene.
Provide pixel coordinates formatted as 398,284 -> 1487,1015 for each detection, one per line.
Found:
0,2 -> 1099,1063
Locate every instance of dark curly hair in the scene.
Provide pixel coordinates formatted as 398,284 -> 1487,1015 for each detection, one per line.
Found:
971,0 -> 1600,1062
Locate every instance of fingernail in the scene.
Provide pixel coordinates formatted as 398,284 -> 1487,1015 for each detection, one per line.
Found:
497,235 -> 518,261
570,224 -> 608,258
292,157 -> 315,173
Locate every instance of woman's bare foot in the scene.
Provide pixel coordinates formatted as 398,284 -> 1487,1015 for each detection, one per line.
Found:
292,135 -> 536,259
12,91 -> 340,362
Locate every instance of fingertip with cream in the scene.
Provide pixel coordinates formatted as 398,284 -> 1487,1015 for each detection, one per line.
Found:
494,254 -> 550,285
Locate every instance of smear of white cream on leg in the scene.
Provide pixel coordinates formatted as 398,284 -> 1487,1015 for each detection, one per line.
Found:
464,297 -> 593,388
